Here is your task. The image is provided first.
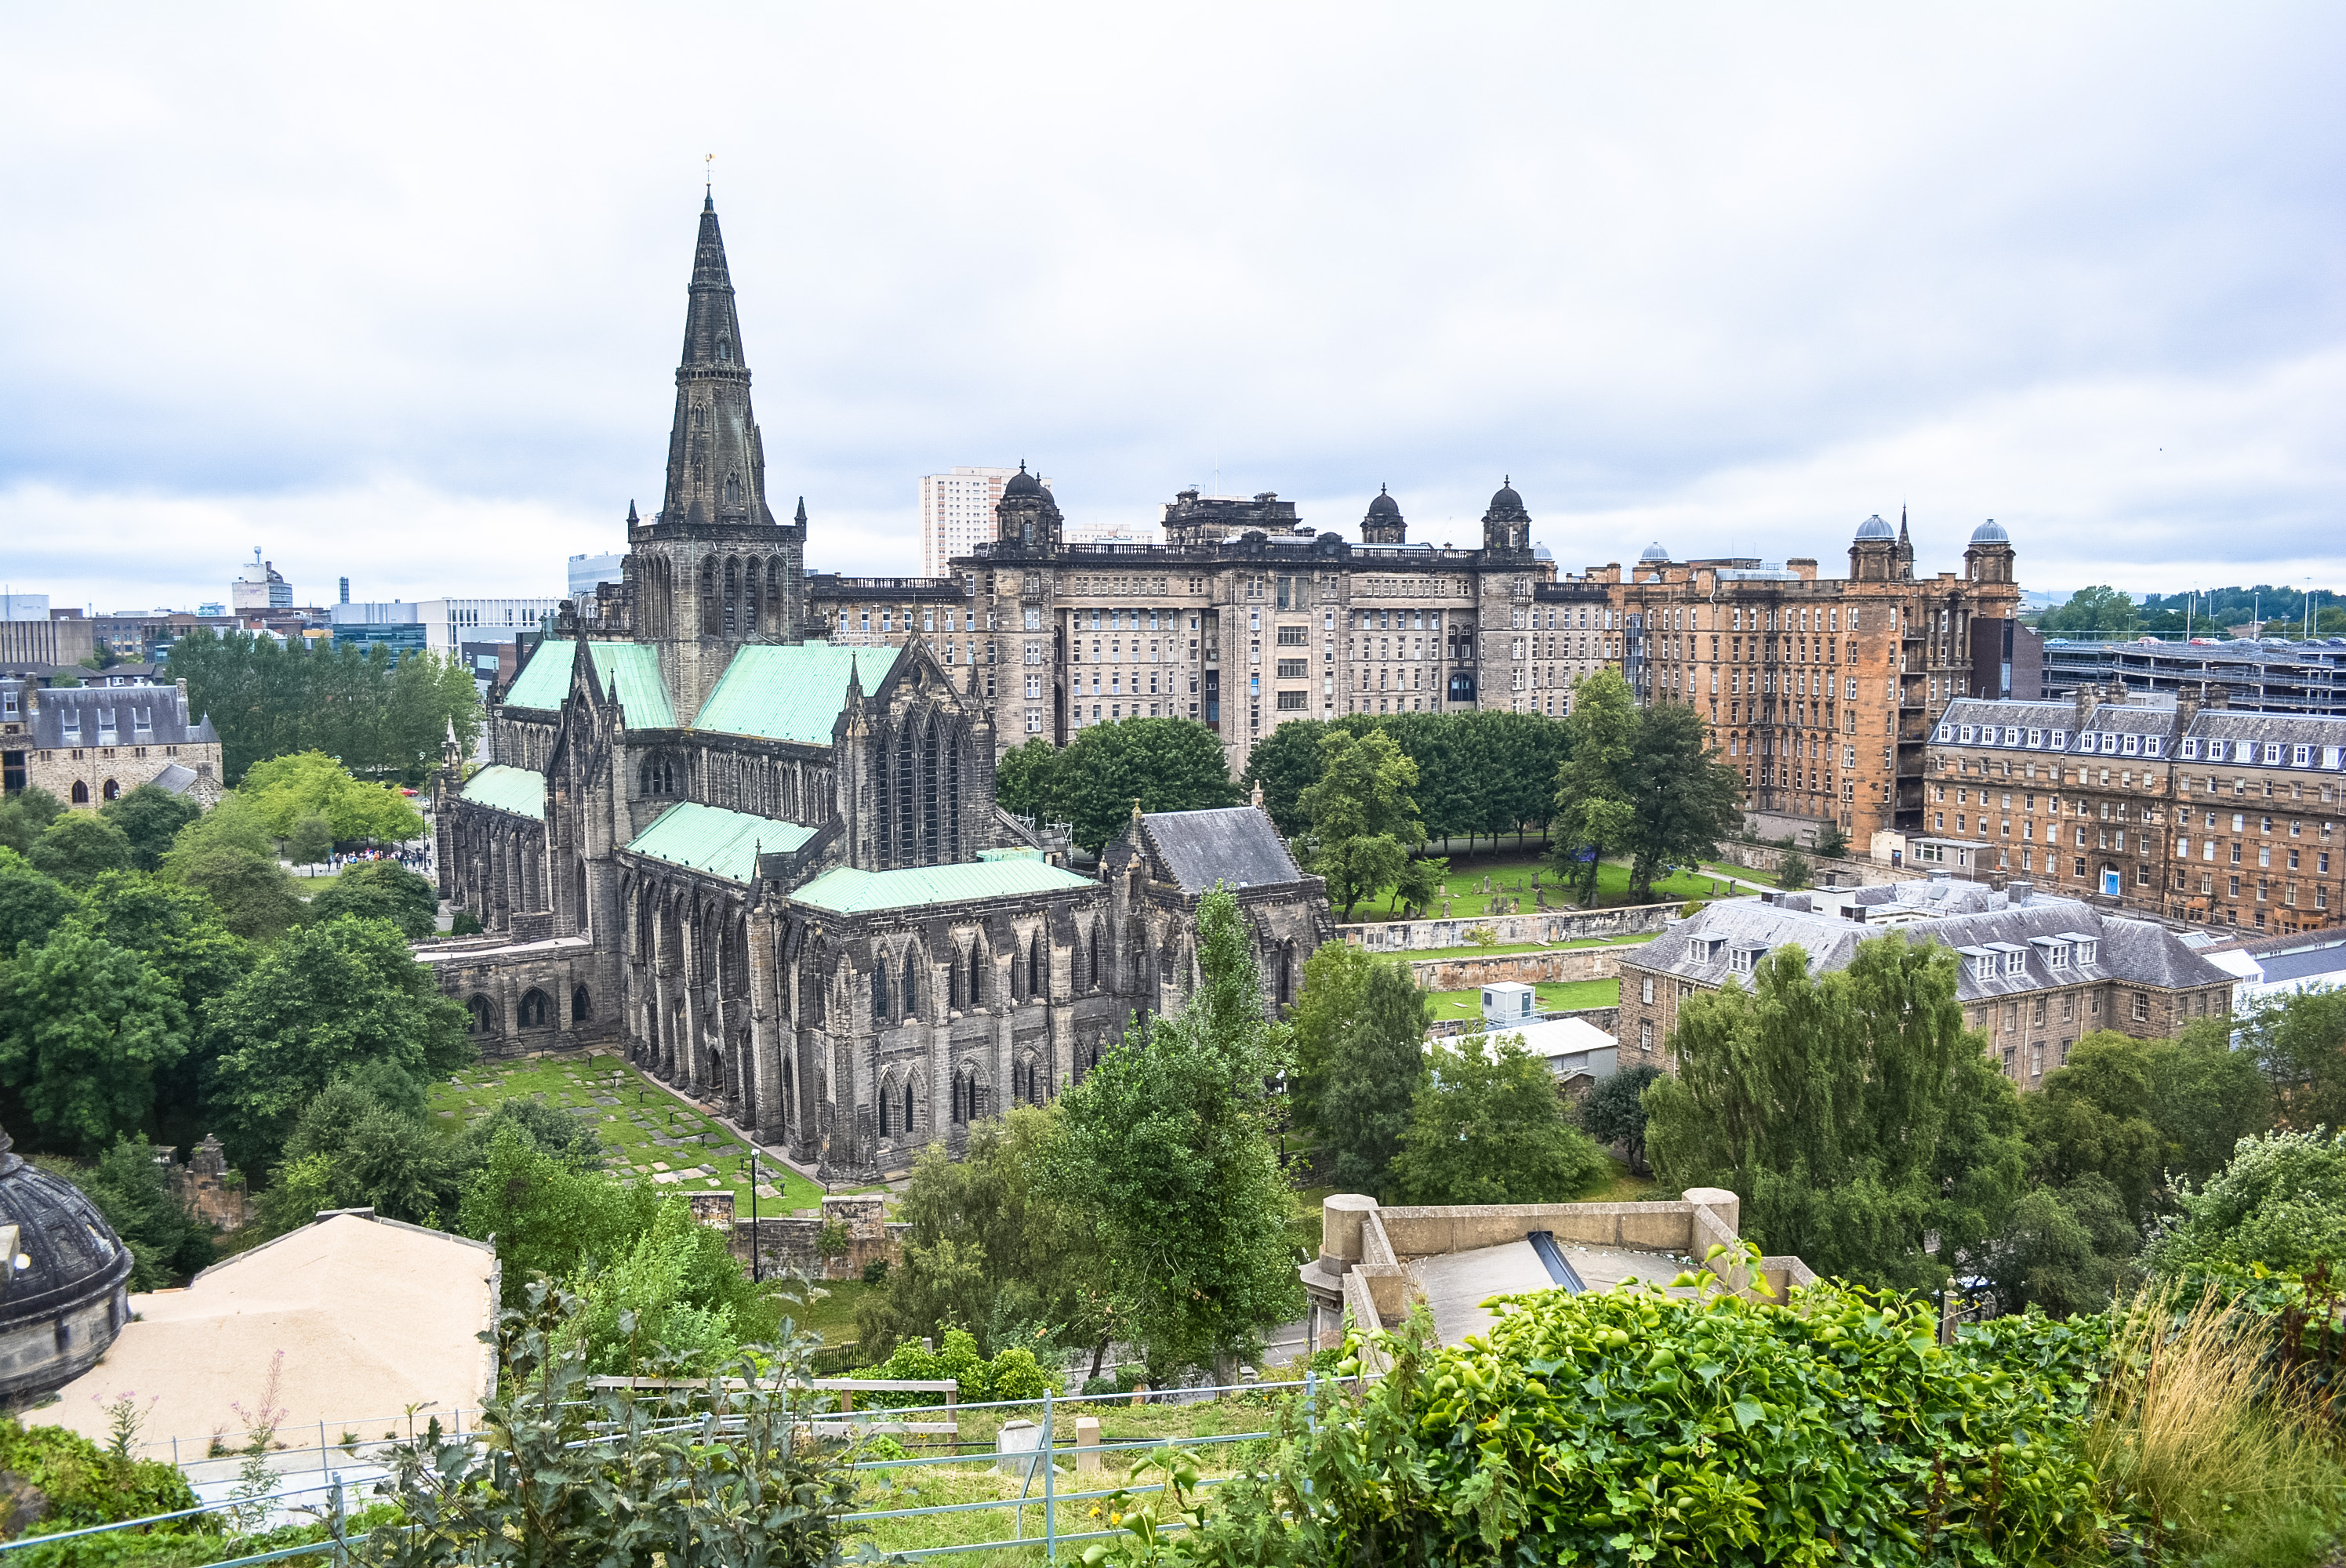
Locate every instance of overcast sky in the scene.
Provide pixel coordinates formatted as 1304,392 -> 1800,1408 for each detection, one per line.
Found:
4,4 -> 2341,614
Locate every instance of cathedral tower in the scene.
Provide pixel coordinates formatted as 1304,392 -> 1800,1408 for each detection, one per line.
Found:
628,196 -> 804,723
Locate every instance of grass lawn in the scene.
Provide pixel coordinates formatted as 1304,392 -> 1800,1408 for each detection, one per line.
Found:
1393,934 -> 1656,964
1424,977 -> 1618,1020
1342,856 -> 1745,921
1700,859 -> 1804,891
1583,1160 -> 1663,1203
429,1053 -> 827,1214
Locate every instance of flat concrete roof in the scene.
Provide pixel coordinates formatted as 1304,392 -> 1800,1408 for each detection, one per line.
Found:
1408,1238 -> 1696,1345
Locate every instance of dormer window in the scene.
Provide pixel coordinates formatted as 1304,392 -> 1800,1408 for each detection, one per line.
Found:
2143,737 -> 2162,757
2032,936 -> 2072,969
1727,942 -> 1767,975
2028,728 -> 2044,747
2003,948 -> 2027,977
2122,734 -> 2141,756
1935,724 -> 1952,742
1959,725 -> 1976,743
133,707 -> 152,733
2051,730 -> 2068,750
2181,738 -> 2200,758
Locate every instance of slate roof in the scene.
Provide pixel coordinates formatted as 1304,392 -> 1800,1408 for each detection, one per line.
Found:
501,641 -> 676,728
20,682 -> 217,748
625,801 -> 814,884
151,762 -> 199,795
1625,885 -> 2230,1003
1936,696 -> 2346,775
789,858 -> 1098,914
460,764 -> 547,821
696,644 -> 889,744
1139,807 -> 1306,894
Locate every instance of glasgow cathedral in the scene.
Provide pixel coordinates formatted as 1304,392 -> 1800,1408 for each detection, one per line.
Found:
428,198 -> 1333,1181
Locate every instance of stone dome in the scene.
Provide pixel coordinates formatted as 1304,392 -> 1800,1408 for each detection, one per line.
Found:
1488,477 -> 1525,512
1366,485 -> 1400,517
0,1126 -> 133,1399
1640,541 -> 1671,563
1971,519 -> 2010,543
1001,463 -> 1044,499
1854,514 -> 1897,541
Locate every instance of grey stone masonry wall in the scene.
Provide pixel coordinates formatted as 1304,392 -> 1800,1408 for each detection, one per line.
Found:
1342,902 -> 1676,953
1406,946 -> 1625,992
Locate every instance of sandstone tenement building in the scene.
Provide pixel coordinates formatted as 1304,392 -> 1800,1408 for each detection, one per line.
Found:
429,199 -> 1332,1181
1925,685 -> 2345,935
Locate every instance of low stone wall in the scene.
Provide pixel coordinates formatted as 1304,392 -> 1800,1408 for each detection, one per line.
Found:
1407,947 -> 1622,991
1376,1199 -> 1717,1258
1342,902 -> 1676,954
714,1193 -> 908,1283
1712,840 -> 1908,887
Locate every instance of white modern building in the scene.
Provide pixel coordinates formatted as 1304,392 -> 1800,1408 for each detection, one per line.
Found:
0,593 -> 49,621
325,598 -> 562,655
231,548 -> 292,611
919,466 -> 1048,577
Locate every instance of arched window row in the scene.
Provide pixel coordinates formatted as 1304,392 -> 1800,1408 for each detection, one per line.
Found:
951,1065 -> 990,1127
877,1071 -> 921,1140
699,553 -> 792,640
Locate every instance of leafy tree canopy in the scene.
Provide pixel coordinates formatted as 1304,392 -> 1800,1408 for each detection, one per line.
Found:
0,848 -> 77,960
0,920 -> 186,1152
1036,718 -> 1243,853
159,794 -> 307,942
1286,941 -> 1376,1134
203,915 -> 472,1170
312,858 -> 440,939
1316,958 -> 1429,1196
1044,885 -> 1302,1377
242,750 -> 427,843
2022,1029 -> 2273,1226
165,628 -> 482,785
2143,1128 -> 2346,1279
2037,584 -> 2141,637
1986,1173 -> 2137,1318
27,812 -> 134,888
1579,1062 -> 1663,1174
99,783 -> 203,872
993,736 -> 1061,823
1644,933 -> 2028,1290
1298,728 -> 1425,921
2239,987 -> 2346,1131
0,787 -> 64,857
1620,701 -> 1745,901
1549,670 -> 1640,906
1387,1033 -> 1609,1205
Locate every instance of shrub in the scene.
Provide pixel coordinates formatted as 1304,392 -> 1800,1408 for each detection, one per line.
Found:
2144,1128 -> 2346,1279
860,1257 -> 889,1287
0,1417 -> 202,1537
848,1327 -> 1051,1406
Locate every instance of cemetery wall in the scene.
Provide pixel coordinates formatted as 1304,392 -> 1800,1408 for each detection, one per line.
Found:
1340,901 -> 1676,954
1406,947 -> 1622,991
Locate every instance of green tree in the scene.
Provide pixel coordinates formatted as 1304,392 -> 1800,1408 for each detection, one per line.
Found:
2039,584 -> 2141,637
459,1125 -> 646,1307
98,783 -> 202,872
27,813 -> 134,887
1985,1174 -> 2137,1317
78,871 -> 250,1146
1579,1062 -> 1663,1174
1044,886 -> 1302,1378
993,736 -> 1062,822
242,750 -> 427,843
2143,1128 -> 2346,1279
1387,1033 -> 1609,1205
1048,718 -> 1242,853
1774,850 -> 1812,892
1237,718 -> 1327,837
312,858 -> 440,938
1298,728 -> 1425,921
1621,703 -> 1745,900
285,811 -> 336,866
1549,670 -> 1638,906
166,628 -> 482,784
0,923 -> 186,1151
0,849 -> 77,959
203,916 -> 472,1170
265,1076 -> 462,1229
1643,933 -> 2028,1290
1286,941 -> 1375,1136
32,1136 -> 213,1288
1814,821 -> 1850,860
160,794 -> 306,942
2239,987 -> 2346,1131
1317,960 -> 1429,1195
856,1105 -> 1113,1368
0,786 -> 64,856
2147,1020 -> 2274,1189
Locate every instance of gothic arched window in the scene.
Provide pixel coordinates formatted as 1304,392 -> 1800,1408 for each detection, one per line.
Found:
902,952 -> 919,1022
967,942 -> 983,1008
872,960 -> 891,1026
1029,935 -> 1045,1001
572,985 -> 592,1025
518,989 -> 550,1028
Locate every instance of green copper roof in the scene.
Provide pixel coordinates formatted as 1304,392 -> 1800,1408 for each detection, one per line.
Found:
502,641 -> 578,710
461,764 -> 547,820
696,643 -> 892,744
586,643 -> 675,728
499,640 -> 675,728
626,802 -> 815,884
790,858 -> 1098,915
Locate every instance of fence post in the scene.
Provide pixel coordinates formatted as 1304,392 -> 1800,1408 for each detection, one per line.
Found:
329,1475 -> 347,1568
1042,1385 -> 1055,1563
320,1420 -> 329,1484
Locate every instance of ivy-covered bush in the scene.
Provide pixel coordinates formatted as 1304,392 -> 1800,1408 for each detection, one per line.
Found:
849,1327 -> 1051,1406
1091,1269 -> 2112,1566
0,1418 -> 202,1538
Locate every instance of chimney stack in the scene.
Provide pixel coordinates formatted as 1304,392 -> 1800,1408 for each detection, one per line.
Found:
2008,880 -> 2033,906
2074,681 -> 2103,727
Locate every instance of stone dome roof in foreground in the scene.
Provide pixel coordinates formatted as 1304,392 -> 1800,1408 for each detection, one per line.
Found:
0,1125 -> 133,1399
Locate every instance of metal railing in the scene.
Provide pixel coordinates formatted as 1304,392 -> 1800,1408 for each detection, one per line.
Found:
2,1377 -> 1336,1566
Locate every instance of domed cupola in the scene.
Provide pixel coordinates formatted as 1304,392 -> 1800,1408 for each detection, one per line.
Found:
1481,477 -> 1531,554
993,462 -> 1062,552
1361,485 -> 1406,545
0,1124 -> 134,1399
1964,517 -> 2016,583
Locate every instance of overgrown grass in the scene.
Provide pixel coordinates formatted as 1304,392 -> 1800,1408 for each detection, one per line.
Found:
1373,935 -> 1658,963
1423,978 -> 1618,1019
428,1054 -> 826,1214
1344,856 -> 1742,920
2088,1283 -> 2346,1566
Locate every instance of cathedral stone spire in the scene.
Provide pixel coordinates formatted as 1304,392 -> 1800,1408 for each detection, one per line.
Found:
660,199 -> 776,530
